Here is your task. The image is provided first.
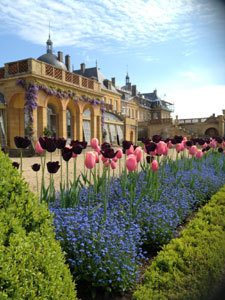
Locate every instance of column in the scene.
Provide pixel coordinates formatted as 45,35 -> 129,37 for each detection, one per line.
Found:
37,106 -> 47,137
58,109 -> 67,138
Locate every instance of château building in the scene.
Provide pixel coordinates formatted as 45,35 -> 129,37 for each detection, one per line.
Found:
0,35 -> 176,151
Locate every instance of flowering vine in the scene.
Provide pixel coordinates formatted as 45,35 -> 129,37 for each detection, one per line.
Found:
16,78 -> 105,131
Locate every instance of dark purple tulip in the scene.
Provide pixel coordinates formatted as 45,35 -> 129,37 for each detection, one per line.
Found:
1,147 -> 6,154
101,148 -> 118,159
72,143 -> 83,155
14,136 -> 31,149
45,138 -> 56,152
122,140 -> 132,150
152,135 -> 161,143
164,138 -> 170,143
173,135 -> 183,144
62,147 -> 73,161
218,147 -> 223,153
80,141 -> 87,149
202,148 -> 207,153
198,138 -> 205,146
39,137 -> 48,150
31,163 -> 41,172
101,142 -> 111,151
141,137 -> 150,145
55,138 -> 66,149
146,156 -> 154,164
206,146 -> 211,151
47,161 -> 60,174
145,142 -> 157,154
12,162 -> 19,169
186,140 -> 193,147
215,137 -> 223,144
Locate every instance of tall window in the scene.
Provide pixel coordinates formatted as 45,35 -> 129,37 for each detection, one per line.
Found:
66,109 -> 72,141
47,104 -> 57,137
114,100 -> 118,111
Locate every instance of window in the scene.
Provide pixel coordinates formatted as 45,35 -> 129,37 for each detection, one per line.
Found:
138,111 -> 140,120
114,100 -> 118,111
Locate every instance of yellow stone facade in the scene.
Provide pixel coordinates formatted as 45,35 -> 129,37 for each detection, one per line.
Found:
0,58 -> 141,149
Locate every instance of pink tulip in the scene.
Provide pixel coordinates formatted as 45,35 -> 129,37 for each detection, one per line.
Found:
101,156 -> 108,163
151,160 -> 159,172
168,141 -> 173,149
134,147 -> 143,162
157,141 -> 166,155
111,161 -> 116,169
181,142 -> 185,151
189,145 -> 197,156
116,149 -> 123,159
105,160 -> 109,168
91,138 -> 99,149
112,156 -> 118,163
35,141 -> 45,154
210,140 -> 217,149
201,142 -> 207,149
163,146 -> 168,156
183,137 -> 187,142
196,149 -> 203,159
94,152 -> 99,163
96,146 -> 101,155
127,145 -> 134,155
85,152 -> 96,169
175,143 -> 182,152
150,150 -> 157,156
126,154 -> 137,171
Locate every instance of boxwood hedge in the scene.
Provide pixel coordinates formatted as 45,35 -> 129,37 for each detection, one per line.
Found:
133,184 -> 225,300
0,151 -> 77,299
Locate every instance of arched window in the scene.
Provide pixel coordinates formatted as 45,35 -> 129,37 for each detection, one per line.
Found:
66,109 -> 72,142
47,104 -> 57,137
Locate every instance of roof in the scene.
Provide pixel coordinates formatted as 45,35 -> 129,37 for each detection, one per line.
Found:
37,53 -> 67,71
73,67 -> 119,94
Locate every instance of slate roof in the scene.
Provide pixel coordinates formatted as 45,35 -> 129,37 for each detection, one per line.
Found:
37,53 -> 67,71
73,67 -> 119,94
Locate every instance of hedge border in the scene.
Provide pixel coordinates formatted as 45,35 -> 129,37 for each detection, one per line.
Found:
133,184 -> 225,300
0,151 -> 78,299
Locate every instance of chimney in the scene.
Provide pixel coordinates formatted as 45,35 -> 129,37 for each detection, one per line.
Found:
65,55 -> 70,72
58,51 -> 63,62
111,77 -> 115,86
81,63 -> 85,73
132,85 -> 137,96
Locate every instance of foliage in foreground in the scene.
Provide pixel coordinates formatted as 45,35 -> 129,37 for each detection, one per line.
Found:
133,184 -> 225,300
50,153 -> 225,297
0,151 -> 77,300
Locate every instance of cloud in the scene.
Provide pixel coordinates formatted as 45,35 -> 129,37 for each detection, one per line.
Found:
0,0 -> 216,54
168,85 -> 225,119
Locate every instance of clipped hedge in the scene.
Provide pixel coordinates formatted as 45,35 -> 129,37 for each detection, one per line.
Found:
133,184 -> 225,300
0,151 -> 77,300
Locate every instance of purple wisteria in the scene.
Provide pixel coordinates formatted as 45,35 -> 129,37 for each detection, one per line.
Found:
16,79 -> 105,128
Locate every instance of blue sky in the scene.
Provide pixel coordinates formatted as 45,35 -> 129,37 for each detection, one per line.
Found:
0,0 -> 225,118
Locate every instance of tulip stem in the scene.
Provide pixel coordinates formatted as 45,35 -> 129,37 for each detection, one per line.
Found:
60,151 -> 63,185
88,170 -> 91,216
66,161 -> 69,190
74,156 -> 77,184
104,161 -> 111,221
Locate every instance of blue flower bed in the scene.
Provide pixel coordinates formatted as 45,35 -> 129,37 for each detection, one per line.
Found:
50,153 -> 225,297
